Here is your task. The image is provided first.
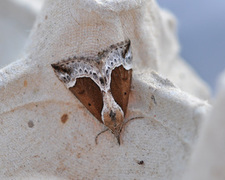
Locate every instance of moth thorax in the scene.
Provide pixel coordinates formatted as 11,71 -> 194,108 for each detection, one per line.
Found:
101,91 -> 124,133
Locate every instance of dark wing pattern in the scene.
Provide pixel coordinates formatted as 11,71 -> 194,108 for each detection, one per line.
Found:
69,77 -> 103,123
110,65 -> 132,116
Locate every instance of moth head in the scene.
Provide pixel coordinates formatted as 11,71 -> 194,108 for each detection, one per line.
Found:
102,92 -> 124,144
51,63 -> 74,87
104,109 -> 124,145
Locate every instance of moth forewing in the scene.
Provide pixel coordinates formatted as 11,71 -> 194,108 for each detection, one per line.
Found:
110,66 -> 132,116
69,77 -> 103,123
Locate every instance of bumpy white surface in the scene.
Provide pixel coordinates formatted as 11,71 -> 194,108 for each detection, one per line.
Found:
183,71 -> 225,180
0,0 -> 211,179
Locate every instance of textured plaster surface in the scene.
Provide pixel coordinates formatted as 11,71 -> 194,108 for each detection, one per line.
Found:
0,0 -> 211,179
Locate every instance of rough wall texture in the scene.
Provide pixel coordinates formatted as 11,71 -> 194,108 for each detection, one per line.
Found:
184,71 -> 225,180
0,0 -> 211,179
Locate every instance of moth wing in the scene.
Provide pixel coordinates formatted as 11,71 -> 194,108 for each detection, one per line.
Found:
110,65 -> 132,116
51,39 -> 133,123
69,77 -> 103,123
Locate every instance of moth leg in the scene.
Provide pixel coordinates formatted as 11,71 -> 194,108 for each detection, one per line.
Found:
95,128 -> 109,145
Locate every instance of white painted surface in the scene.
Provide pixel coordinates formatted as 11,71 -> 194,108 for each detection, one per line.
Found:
0,0 -> 212,179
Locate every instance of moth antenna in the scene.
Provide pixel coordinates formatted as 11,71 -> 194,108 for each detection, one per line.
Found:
95,128 -> 109,145
115,116 -> 144,145
123,116 -> 144,128
117,134 -> 121,145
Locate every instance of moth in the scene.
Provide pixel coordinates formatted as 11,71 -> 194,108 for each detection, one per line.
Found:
51,40 -> 135,144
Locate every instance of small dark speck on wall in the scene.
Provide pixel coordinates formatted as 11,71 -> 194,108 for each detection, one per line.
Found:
28,120 -> 34,128
61,114 -> 69,124
137,160 -> 144,165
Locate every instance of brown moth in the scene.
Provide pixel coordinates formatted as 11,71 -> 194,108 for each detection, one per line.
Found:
51,40 -> 133,144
